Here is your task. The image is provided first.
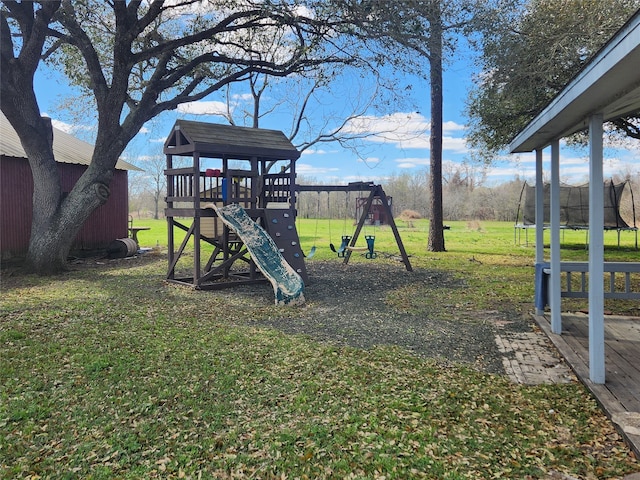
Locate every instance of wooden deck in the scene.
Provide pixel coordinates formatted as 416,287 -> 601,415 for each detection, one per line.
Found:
534,313 -> 640,458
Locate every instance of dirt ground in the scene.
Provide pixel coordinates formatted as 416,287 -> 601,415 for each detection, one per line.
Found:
233,259 -> 539,376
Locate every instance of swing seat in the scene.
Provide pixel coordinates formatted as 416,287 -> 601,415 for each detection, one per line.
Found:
365,235 -> 377,259
345,236 -> 376,258
337,235 -> 351,257
331,236 -> 351,257
305,246 -> 317,259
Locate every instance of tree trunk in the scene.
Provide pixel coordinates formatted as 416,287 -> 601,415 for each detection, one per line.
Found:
154,192 -> 160,220
25,117 -> 69,273
0,0 -> 104,274
0,77 -> 82,274
27,171 -> 112,273
0,112 -> 113,274
427,4 -> 446,252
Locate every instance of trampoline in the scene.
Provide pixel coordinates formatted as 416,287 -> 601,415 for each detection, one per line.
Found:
514,179 -> 638,248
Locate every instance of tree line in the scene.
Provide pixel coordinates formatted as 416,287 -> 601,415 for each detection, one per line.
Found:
129,168 -> 640,225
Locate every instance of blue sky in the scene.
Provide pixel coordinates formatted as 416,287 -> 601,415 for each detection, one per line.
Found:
35,49 -> 640,188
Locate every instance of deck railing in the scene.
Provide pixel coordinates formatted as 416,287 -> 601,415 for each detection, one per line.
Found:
542,262 -> 640,300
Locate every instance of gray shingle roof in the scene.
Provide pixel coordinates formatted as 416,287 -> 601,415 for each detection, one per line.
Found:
0,112 -> 141,171
165,119 -> 300,161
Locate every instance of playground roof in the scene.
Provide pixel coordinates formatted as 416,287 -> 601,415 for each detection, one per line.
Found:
164,120 -> 300,161
509,10 -> 640,153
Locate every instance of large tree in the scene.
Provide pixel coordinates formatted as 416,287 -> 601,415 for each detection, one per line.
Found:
466,0 -> 640,159
342,0 -> 499,252
1,0 -> 359,273
344,0 -> 500,252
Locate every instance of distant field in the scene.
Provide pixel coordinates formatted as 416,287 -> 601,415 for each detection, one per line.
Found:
131,216 -> 639,315
132,217 -> 639,263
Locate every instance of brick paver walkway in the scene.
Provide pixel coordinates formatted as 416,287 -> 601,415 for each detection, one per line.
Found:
495,332 -> 576,385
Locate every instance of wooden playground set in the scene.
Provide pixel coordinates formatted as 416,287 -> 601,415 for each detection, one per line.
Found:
163,120 -> 412,299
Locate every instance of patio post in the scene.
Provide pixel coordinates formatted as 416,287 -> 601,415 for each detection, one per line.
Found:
588,114 -> 605,384
535,148 -> 546,316
550,140 -> 562,334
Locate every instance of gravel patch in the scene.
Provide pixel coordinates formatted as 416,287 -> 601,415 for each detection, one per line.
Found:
237,259 -> 536,375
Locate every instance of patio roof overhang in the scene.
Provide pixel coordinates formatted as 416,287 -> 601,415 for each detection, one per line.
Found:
509,10 -> 640,154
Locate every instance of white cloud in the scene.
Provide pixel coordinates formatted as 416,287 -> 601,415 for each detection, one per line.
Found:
443,121 -> 466,132
231,93 -> 254,102
293,4 -> 315,18
395,157 -> 430,169
324,173 -> 387,184
49,118 -> 95,136
357,157 -> 381,166
485,164 -> 531,179
444,136 -> 470,153
50,119 -> 74,134
295,163 -> 340,175
559,156 -> 589,166
177,101 -> 229,115
302,148 -> 334,155
344,112 -> 428,136
341,112 -> 469,153
397,135 -> 469,153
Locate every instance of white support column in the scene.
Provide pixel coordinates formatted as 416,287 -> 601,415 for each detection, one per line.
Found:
535,149 -> 545,265
550,140 -> 562,334
535,148 -> 546,316
589,114 -> 606,384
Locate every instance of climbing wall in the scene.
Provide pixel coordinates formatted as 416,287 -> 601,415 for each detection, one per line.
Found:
263,208 -> 308,283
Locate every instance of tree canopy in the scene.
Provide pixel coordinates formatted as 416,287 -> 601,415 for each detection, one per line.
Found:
466,0 -> 640,159
0,0 -> 369,272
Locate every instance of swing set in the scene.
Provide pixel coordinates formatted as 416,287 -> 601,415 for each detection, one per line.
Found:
296,182 -> 412,271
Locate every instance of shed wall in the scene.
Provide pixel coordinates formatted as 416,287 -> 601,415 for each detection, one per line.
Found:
1,156 -> 128,257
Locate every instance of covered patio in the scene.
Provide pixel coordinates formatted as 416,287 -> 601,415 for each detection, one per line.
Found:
535,313 -> 640,457
509,10 -> 640,457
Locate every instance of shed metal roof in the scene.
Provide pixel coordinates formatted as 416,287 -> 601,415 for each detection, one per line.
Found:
164,119 -> 300,161
0,112 -> 141,171
509,9 -> 640,153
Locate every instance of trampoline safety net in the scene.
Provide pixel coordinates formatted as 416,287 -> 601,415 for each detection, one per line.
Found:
516,180 -> 637,229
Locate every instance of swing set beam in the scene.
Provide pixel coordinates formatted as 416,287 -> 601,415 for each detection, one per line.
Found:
295,183 -> 412,271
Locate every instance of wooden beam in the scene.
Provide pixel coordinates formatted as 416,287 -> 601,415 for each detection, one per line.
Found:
295,181 -> 375,193
376,185 -> 412,272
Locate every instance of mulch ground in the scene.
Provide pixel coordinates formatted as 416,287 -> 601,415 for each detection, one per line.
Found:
233,259 -> 537,375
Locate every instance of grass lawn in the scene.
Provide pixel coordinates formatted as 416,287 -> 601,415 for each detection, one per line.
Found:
1,219 -> 639,478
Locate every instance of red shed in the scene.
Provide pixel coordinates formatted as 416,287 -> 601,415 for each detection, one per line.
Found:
355,194 -> 393,225
0,113 -> 140,259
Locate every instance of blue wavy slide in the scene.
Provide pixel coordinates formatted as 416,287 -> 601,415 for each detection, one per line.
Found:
211,203 -> 305,306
